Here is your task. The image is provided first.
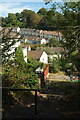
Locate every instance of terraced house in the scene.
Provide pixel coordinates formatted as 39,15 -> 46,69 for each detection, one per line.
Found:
19,28 -> 63,42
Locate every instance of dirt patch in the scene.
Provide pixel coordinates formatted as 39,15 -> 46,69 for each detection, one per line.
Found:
47,72 -> 69,82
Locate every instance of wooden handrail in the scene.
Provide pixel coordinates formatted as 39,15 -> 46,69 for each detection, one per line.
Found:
2,87 -> 40,116
2,87 -> 40,92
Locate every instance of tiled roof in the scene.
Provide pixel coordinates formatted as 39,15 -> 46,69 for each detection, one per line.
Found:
21,37 -> 45,41
27,37 -> 38,40
36,37 -> 44,41
20,28 -> 63,36
41,30 -> 63,36
20,43 -> 31,48
28,51 -> 43,60
20,28 -> 35,31
44,47 -> 64,53
20,28 -> 41,32
0,28 -> 20,39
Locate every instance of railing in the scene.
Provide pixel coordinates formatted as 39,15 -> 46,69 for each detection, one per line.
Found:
2,87 -> 40,116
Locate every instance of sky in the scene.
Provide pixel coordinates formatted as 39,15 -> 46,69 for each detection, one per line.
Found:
0,3 -> 51,17
0,0 -> 79,17
0,0 -> 51,17
0,0 -> 63,17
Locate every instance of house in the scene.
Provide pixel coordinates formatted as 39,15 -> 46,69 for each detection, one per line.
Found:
27,51 -> 48,64
21,36 -> 48,45
21,47 -> 27,63
20,43 -> 31,51
20,36 -> 37,44
19,28 -> 63,41
35,65 -> 49,88
36,37 -> 48,44
47,47 -> 64,60
1,27 -> 20,33
20,28 -> 42,38
40,30 -> 63,40
40,38 -> 48,44
12,27 -> 20,33
24,37 -> 37,44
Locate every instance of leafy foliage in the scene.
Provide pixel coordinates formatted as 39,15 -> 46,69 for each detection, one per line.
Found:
48,37 -> 61,47
15,46 -> 25,67
59,2 -> 80,80
37,8 -> 47,16
0,27 -> 19,63
49,58 -> 61,73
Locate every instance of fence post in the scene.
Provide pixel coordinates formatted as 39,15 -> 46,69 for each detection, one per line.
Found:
35,90 -> 37,116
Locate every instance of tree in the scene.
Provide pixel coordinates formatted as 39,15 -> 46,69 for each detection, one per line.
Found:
61,25 -> 80,80
48,37 -> 61,47
6,13 -> 18,27
38,8 -> 63,30
37,8 -> 47,16
20,9 -> 41,28
15,46 -> 25,67
0,27 -> 19,63
45,1 -> 80,81
60,2 -> 80,81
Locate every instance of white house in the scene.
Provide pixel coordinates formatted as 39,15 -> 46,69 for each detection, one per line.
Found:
21,37 -> 48,45
12,27 -> 20,33
36,38 -> 47,44
7,41 -> 28,63
39,51 -> 48,63
19,28 -> 63,41
22,47 -> 27,63
40,38 -> 47,44
26,45 -> 31,51
27,51 -> 48,64
47,47 -> 64,60
0,27 -> 28,63
20,43 -> 31,52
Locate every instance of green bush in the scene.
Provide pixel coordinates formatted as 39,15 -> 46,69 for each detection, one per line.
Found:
49,58 -> 61,73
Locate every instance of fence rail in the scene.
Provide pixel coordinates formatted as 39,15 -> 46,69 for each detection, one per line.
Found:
2,87 -> 40,116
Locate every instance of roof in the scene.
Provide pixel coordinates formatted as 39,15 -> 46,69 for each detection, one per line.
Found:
48,47 -> 64,52
21,36 -> 46,42
28,51 -> 43,60
0,26 -> 3,31
20,28 -> 35,32
41,30 -> 63,36
35,67 -> 43,72
20,28 -> 63,36
36,37 -> 45,41
20,28 -> 41,32
20,43 -> 31,48
37,47 -> 64,54
27,37 -> 38,40
0,27 -> 20,39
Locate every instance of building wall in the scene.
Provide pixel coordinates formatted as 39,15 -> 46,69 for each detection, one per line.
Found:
22,47 -> 27,63
49,54 -> 62,60
40,52 -> 48,64
12,41 -> 20,48
20,28 -> 62,41
41,38 -> 46,44
44,65 -> 49,79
